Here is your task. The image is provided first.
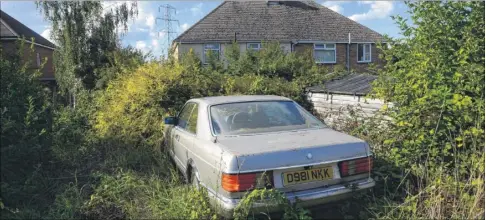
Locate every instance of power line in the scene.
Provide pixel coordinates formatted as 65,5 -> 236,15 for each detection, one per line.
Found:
156,4 -> 179,58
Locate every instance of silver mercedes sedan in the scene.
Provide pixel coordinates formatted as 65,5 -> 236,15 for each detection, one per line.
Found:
164,95 -> 374,217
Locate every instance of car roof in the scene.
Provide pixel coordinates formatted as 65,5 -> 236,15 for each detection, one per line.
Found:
190,95 -> 292,105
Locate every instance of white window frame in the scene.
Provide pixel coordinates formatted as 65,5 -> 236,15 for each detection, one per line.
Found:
36,52 -> 41,67
247,43 -> 262,51
313,43 -> 336,64
357,43 -> 372,63
203,43 -> 220,64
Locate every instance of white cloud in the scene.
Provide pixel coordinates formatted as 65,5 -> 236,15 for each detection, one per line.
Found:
349,1 -> 394,21
181,23 -> 190,31
190,3 -> 203,16
321,1 -> 343,13
136,27 -> 149,32
149,31 -> 165,38
152,39 -> 159,47
135,41 -> 147,50
145,14 -> 155,30
41,28 -> 52,42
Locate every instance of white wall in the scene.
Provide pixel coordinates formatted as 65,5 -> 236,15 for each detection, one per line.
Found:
307,92 -> 392,126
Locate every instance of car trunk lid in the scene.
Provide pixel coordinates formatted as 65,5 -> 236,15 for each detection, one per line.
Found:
217,128 -> 370,171
216,128 -> 371,192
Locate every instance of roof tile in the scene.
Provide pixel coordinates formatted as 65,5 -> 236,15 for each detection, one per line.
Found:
175,1 -> 383,43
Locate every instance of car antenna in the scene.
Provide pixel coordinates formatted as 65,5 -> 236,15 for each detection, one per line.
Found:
212,136 -> 218,143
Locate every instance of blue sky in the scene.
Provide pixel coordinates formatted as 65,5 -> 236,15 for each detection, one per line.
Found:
1,1 -> 410,58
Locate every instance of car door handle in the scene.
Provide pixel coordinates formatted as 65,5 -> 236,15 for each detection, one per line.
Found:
175,134 -> 180,142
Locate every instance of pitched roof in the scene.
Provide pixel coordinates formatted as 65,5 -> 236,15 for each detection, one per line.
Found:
0,9 -> 56,48
306,74 -> 378,96
174,1 -> 383,43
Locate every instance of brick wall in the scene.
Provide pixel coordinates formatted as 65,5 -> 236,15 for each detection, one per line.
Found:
1,40 -> 55,80
349,43 -> 384,73
294,43 -> 383,73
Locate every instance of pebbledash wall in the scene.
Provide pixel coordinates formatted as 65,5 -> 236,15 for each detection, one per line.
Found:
174,42 -> 383,73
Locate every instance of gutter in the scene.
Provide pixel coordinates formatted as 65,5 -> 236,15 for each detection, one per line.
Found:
306,88 -> 368,97
0,37 -> 56,50
175,39 -> 383,44
347,33 -> 351,73
291,40 -> 297,52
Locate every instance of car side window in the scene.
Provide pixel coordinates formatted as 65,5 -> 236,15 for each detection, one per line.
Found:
177,103 -> 195,129
187,104 -> 198,134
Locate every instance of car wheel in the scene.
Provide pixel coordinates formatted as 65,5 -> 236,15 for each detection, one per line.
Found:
190,168 -> 200,190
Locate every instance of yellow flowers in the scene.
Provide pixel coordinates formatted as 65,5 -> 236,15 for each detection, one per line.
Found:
92,62 -> 183,144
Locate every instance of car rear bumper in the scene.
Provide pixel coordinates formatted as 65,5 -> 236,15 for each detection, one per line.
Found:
207,177 -> 375,218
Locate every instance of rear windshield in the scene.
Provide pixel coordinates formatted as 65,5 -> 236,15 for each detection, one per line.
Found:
210,101 -> 326,135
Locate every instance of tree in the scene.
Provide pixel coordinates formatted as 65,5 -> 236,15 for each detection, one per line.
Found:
94,46 -> 147,89
374,1 -> 485,170
37,1 -> 137,92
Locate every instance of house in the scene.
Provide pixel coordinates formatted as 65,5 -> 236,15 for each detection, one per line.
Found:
172,1 -> 385,73
1,9 -> 56,87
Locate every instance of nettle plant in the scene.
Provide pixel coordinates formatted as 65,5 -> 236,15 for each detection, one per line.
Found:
233,188 -> 312,220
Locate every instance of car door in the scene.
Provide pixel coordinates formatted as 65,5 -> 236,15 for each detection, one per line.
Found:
172,102 -> 198,171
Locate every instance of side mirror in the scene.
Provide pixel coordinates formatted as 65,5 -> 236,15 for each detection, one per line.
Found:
164,116 -> 177,125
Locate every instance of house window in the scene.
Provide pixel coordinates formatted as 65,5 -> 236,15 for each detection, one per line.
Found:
203,43 -> 220,64
36,53 -> 41,67
358,43 -> 372,63
247,43 -> 262,51
314,44 -> 336,63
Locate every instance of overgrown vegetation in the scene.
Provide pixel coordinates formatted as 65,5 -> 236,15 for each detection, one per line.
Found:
1,40 -> 53,219
333,1 -> 485,219
1,1 -> 484,220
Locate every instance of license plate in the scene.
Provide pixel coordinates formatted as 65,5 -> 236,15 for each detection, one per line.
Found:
282,166 -> 333,186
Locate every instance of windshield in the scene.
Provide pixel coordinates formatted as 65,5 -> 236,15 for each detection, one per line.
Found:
210,101 -> 326,135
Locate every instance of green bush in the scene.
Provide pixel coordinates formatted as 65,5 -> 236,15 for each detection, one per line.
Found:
331,2 -> 486,219
373,1 -> 485,171
0,40 -> 53,219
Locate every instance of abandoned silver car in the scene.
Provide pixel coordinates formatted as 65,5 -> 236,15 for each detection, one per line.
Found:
164,95 -> 374,217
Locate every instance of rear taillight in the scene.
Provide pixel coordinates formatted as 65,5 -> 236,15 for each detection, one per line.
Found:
221,172 -> 273,192
338,156 -> 373,177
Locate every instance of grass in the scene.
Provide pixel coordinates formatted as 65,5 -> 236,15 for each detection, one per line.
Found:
46,167 -> 217,220
364,161 -> 485,219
